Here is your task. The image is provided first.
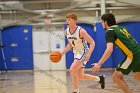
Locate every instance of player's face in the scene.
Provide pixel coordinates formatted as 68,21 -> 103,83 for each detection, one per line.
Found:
66,17 -> 76,26
102,21 -> 108,30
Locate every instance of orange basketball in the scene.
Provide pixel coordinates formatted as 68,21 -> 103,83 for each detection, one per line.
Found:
50,51 -> 62,63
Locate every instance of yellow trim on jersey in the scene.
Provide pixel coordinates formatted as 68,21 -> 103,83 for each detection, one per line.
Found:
120,55 -> 133,69
115,39 -> 133,69
110,25 -> 118,27
115,39 -> 133,59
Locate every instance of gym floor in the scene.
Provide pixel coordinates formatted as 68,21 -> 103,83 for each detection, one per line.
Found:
0,69 -> 140,93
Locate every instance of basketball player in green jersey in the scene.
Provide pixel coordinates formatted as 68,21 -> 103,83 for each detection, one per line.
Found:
61,13 -> 105,93
92,13 -> 140,93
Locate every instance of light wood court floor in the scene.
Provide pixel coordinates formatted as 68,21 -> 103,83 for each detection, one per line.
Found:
0,70 -> 140,93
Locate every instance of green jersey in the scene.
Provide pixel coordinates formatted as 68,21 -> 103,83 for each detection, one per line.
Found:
105,25 -> 140,56
106,25 -> 140,75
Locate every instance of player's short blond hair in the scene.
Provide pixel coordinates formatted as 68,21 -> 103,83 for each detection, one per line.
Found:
66,13 -> 77,20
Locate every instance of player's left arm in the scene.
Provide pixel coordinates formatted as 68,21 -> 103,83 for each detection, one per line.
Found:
80,29 -> 95,61
91,43 -> 113,72
91,29 -> 116,72
98,43 -> 113,65
97,29 -> 116,66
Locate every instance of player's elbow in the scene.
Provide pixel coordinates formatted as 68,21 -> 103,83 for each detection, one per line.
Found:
106,43 -> 113,54
106,47 -> 113,54
90,39 -> 95,46
68,42 -> 73,48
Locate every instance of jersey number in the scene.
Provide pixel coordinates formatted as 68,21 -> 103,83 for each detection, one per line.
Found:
120,29 -> 131,38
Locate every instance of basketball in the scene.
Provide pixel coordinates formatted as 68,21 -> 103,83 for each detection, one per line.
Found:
50,51 -> 62,63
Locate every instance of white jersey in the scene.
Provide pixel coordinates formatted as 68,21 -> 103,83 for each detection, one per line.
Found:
66,26 -> 89,54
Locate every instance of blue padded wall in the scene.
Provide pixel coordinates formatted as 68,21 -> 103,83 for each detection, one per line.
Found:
95,23 -> 113,68
0,50 -> 4,69
0,26 -> 33,70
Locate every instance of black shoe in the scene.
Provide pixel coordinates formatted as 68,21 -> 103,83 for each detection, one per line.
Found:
99,75 -> 105,89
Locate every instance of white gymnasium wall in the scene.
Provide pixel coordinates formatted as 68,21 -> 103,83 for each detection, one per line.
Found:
33,25 -> 66,70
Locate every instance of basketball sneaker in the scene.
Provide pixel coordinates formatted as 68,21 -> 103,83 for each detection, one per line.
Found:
99,75 -> 105,89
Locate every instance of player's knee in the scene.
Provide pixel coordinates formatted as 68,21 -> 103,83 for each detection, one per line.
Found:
78,73 -> 84,80
69,68 -> 74,74
134,76 -> 140,81
112,72 -> 123,82
112,74 -> 118,82
69,68 -> 77,75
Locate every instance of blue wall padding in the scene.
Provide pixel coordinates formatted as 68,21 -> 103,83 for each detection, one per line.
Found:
65,22 -> 140,69
95,23 -> 113,68
0,50 -> 4,69
0,26 -> 33,70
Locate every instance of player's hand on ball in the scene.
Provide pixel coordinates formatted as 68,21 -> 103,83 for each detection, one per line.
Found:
60,51 -> 63,57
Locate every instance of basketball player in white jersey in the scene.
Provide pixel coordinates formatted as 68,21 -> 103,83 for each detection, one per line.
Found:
61,13 -> 105,93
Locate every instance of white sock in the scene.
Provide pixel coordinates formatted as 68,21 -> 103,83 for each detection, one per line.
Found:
94,76 -> 100,81
74,89 -> 80,93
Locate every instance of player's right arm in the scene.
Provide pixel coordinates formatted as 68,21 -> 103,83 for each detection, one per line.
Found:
61,30 -> 73,56
61,41 -> 72,56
